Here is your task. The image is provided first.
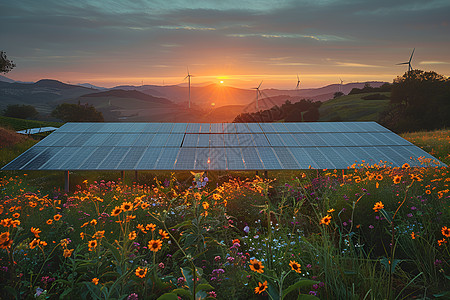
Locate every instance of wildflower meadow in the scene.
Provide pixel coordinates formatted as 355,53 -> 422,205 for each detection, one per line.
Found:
0,161 -> 449,299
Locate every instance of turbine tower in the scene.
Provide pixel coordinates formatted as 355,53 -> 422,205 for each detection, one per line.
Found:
396,48 -> 415,72
339,78 -> 344,93
252,81 -> 263,111
184,68 -> 193,109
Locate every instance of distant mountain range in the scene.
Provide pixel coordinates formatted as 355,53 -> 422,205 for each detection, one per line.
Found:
0,75 -> 387,122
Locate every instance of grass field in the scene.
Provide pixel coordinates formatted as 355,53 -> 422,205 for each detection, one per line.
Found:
0,116 -> 62,131
401,129 -> 450,165
319,92 -> 390,122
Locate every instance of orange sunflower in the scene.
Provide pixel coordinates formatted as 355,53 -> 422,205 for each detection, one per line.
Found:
12,213 -> 20,218
159,229 -> 169,239
376,174 -> 383,181
249,259 -> 264,273
129,231 -> 137,240
54,214 -> 62,221
289,260 -> 301,273
254,281 -> 268,294
121,202 -> 133,212
92,278 -> 99,285
146,223 -> 156,232
63,248 -> 74,258
320,215 -> 332,225
0,237 -> 13,249
442,226 -> 450,238
148,239 -> 162,252
373,201 -> 384,212
393,175 -> 402,184
88,240 -> 98,251
111,206 -> 122,216
29,238 -> 40,249
46,219 -> 53,225
31,227 -> 41,238
135,267 -> 148,278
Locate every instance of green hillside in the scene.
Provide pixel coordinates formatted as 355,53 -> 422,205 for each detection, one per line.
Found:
319,92 -> 390,122
0,116 -> 63,131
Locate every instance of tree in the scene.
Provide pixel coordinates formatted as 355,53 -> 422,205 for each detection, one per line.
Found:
333,91 -> 344,98
51,103 -> 104,122
3,104 -> 38,119
379,70 -> 450,132
1,51 -> 15,74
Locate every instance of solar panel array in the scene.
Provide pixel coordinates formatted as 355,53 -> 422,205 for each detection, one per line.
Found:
2,122 -> 444,171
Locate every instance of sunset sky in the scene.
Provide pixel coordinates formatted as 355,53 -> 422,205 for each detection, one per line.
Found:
1,0 -> 450,89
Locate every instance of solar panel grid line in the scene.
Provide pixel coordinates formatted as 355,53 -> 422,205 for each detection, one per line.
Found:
265,133 -> 285,146
21,147 -> 63,170
210,123 -> 223,133
272,147 -> 300,169
194,148 -> 210,170
34,132 -> 64,147
80,147 -> 113,169
252,133 -> 270,146
133,133 -> 155,146
241,147 -> 264,169
257,147 -> 282,169
304,147 -> 335,169
225,147 -> 246,170
155,147 -> 179,169
246,123 -> 263,133
316,147 -> 350,169
174,148 -> 196,169
200,123 -> 210,133
98,147 -> 131,169
117,147 -> 147,169
2,147 -> 47,170
209,147 -> 227,170
59,147 -> 98,170
136,147 -> 162,170
39,147 -> 79,170
235,123 -> 251,133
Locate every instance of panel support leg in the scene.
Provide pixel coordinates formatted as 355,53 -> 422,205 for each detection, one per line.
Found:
264,170 -> 268,178
121,171 -> 125,182
64,171 -> 70,193
135,170 -> 138,183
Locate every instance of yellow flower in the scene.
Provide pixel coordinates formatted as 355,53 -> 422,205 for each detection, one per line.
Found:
93,230 -> 105,239
438,238 -> 447,246
0,232 -> 10,244
373,201 -> 384,212
90,219 -> 98,226
212,194 -> 222,201
29,238 -> 40,249
249,259 -> 264,273
159,229 -> 169,240
80,232 -> 85,240
135,267 -> 148,278
146,223 -> 156,232
289,260 -> 301,273
194,193 -> 202,201
402,163 -> 410,169
121,202 -> 133,212
327,208 -> 335,213
411,232 -> 416,240
393,175 -> 402,184
376,174 -> 383,181
92,278 -> 99,285
88,240 -> 98,251
254,281 -> 268,294
12,213 -> 20,218
0,237 -> 13,249
54,214 -> 62,221
320,215 -> 332,225
129,231 -> 137,240
202,201 -> 210,210
137,224 -> 147,234
64,248 -> 74,258
148,239 -> 162,252
31,227 -> 41,238
442,226 -> 450,238
46,219 -> 53,225
111,206 -> 122,216
39,240 -> 47,247
141,202 -> 149,209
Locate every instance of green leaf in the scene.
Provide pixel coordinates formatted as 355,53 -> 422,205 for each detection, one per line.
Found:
196,284 -> 214,292
379,209 -> 393,223
283,280 -> 318,299
267,280 -> 280,300
3,286 -> 18,299
181,267 -> 195,293
102,240 -> 122,265
380,257 -> 403,273
157,293 -> 180,300
433,291 -> 450,298
171,288 -> 192,297
59,288 -> 73,299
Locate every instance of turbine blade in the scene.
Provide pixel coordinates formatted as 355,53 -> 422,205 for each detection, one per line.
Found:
396,62 -> 409,65
258,81 -> 263,89
409,48 -> 415,62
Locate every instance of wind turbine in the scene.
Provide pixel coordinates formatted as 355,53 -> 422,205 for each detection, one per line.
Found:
339,78 -> 344,92
252,81 -> 263,111
296,74 -> 301,90
396,48 -> 415,72
184,68 -> 193,109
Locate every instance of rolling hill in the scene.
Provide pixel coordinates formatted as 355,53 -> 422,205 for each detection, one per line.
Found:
318,92 -> 390,122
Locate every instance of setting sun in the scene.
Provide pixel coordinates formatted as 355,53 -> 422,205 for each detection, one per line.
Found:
220,80 -> 224,84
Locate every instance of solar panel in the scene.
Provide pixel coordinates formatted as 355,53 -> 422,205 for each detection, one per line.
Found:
80,147 -> 113,169
257,147 -> 282,169
226,148 -> 245,170
273,147 -> 300,169
136,148 -> 162,169
117,147 -> 146,169
183,134 -> 199,147
98,147 -> 130,169
209,148 -> 227,170
175,148 -> 196,169
3,122 -> 445,171
242,147 -> 263,169
155,148 -> 179,169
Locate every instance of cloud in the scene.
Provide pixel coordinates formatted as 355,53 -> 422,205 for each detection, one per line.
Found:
335,62 -> 383,68
419,61 -> 450,65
